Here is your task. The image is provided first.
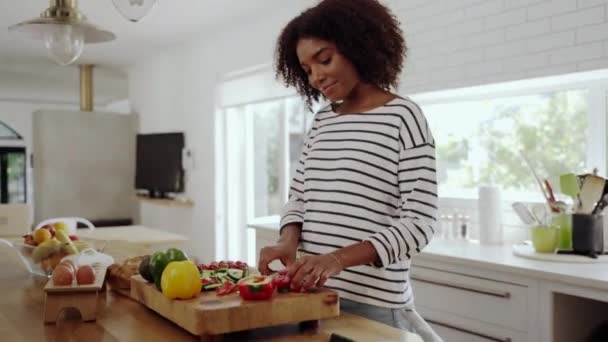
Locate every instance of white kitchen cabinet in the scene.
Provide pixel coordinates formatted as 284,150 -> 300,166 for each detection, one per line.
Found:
249,221 -> 608,342
428,322 -> 525,342
420,304 -> 529,341
411,266 -> 532,342
411,265 -> 530,332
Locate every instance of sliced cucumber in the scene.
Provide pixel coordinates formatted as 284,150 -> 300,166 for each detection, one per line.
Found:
202,282 -> 222,291
216,271 -> 229,280
200,270 -> 214,279
227,268 -> 245,282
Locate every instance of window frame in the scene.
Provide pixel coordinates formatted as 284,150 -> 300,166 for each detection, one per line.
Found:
409,70 -> 608,236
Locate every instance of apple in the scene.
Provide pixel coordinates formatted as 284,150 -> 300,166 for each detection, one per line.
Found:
42,224 -> 56,237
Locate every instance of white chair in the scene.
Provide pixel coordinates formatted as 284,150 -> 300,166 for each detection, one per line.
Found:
34,217 -> 95,235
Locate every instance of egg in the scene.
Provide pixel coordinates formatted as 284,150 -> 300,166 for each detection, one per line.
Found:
59,259 -> 78,273
76,265 -> 96,285
52,264 -> 74,286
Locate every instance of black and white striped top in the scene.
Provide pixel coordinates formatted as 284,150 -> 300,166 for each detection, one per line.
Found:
280,97 -> 437,309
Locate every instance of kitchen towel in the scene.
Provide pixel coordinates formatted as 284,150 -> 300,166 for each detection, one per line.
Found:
478,186 -> 504,245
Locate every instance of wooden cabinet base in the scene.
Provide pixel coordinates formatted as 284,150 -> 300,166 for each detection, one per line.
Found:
130,275 -> 339,338
42,265 -> 107,323
43,291 -> 99,323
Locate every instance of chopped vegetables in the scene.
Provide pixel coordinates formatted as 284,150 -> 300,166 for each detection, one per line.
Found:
197,260 -> 249,295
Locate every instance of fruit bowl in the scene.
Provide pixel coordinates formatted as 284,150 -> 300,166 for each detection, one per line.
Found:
0,217 -> 96,277
7,239 -> 95,277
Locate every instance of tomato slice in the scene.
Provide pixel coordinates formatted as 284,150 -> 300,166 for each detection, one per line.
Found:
216,281 -> 237,296
273,272 -> 291,293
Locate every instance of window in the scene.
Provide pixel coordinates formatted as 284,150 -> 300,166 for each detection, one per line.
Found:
250,101 -> 283,217
411,69 -> 608,237
2,147 -> 27,203
241,97 -> 312,219
420,89 -> 591,201
218,88 -> 313,263
0,120 -> 27,204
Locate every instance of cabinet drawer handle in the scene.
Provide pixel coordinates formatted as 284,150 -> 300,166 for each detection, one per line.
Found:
412,277 -> 511,298
426,318 -> 512,342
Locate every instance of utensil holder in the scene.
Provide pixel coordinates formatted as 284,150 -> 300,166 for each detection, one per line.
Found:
572,214 -> 604,255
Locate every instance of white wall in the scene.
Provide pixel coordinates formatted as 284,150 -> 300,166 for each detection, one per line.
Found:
128,4 -> 309,261
0,61 -> 128,107
129,0 -> 608,261
392,0 -> 608,93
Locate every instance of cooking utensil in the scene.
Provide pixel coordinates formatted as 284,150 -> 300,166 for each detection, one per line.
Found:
330,334 -> 356,342
579,175 -> 606,214
521,152 -> 550,202
512,202 -> 536,225
544,179 -> 559,212
593,194 -> 608,214
530,203 -> 550,226
560,173 -> 581,208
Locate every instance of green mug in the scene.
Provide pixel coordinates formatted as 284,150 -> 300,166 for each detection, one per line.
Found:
531,225 -> 559,253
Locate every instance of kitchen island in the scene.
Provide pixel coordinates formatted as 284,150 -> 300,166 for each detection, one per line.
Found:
0,264 -> 421,341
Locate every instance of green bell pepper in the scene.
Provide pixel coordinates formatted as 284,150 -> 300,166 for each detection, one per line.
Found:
149,248 -> 189,290
166,248 -> 188,262
149,251 -> 170,290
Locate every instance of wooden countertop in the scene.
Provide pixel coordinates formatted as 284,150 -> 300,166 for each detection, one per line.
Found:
78,225 -> 189,245
0,265 -> 421,342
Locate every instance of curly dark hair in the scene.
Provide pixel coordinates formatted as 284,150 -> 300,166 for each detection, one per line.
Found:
275,0 -> 406,107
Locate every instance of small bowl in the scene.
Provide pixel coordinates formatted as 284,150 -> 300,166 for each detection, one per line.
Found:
531,225 -> 559,253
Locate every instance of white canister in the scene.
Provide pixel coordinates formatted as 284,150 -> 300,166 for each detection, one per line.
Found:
478,186 -> 503,245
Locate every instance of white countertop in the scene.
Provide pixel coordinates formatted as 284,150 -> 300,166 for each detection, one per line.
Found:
247,215 -> 280,231
419,238 -> 608,291
247,217 -> 608,291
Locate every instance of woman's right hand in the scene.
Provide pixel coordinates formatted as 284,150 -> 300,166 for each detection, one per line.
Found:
258,242 -> 297,275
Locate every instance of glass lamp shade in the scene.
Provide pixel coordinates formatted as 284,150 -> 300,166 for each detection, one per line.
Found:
112,0 -> 158,22
43,24 -> 84,66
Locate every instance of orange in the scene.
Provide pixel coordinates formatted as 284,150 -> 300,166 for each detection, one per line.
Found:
33,228 -> 52,245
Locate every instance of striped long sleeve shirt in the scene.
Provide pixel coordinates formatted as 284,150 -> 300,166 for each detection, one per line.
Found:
280,97 -> 437,309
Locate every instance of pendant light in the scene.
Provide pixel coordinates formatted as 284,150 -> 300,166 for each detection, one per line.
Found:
112,0 -> 158,23
8,0 -> 115,66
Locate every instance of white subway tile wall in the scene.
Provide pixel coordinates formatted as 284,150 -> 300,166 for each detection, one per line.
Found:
384,0 -> 608,93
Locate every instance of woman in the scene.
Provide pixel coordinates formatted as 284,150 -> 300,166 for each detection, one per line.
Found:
258,0 -> 441,341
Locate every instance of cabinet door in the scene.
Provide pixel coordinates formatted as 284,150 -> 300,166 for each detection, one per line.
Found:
430,322 -> 524,342
411,266 -> 529,331
418,305 -> 528,342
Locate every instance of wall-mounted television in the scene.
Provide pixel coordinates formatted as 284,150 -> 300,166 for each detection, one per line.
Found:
135,132 -> 185,198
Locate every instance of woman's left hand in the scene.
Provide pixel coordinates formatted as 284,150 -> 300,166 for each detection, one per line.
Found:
287,254 -> 343,291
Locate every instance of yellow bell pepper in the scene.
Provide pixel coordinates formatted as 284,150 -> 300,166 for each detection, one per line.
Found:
160,260 -> 202,299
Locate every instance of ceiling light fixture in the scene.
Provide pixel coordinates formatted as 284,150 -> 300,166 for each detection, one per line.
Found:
8,0 -> 115,66
112,0 -> 158,23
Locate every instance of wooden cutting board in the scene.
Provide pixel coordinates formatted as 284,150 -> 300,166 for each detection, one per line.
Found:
129,275 -> 339,338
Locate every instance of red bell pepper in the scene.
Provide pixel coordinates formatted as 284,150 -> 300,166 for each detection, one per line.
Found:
238,275 -> 275,300
272,270 -> 291,293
